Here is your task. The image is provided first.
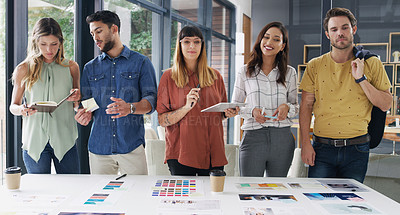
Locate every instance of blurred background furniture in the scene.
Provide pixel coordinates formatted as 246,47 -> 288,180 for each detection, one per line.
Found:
157,126 -> 166,141
145,139 -> 170,176
145,127 -> 159,140
225,144 -> 239,176
287,148 -> 308,178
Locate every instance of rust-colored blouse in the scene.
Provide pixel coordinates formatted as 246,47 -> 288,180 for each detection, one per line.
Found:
157,68 -> 228,169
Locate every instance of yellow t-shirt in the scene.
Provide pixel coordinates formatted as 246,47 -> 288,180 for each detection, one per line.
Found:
299,52 -> 391,138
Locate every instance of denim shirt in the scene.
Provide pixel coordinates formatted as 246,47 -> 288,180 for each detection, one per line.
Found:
81,45 -> 157,155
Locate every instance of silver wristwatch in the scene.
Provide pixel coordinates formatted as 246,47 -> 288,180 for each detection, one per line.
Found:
130,103 -> 136,114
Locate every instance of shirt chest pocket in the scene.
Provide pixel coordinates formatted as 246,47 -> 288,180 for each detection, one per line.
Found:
119,72 -> 139,90
89,73 -> 105,85
121,71 -> 139,79
119,71 -> 140,101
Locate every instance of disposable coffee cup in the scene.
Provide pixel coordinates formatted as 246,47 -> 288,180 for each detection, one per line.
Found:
4,166 -> 21,190
210,169 -> 226,193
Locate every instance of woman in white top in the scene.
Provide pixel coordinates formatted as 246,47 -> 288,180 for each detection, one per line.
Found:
225,22 -> 299,177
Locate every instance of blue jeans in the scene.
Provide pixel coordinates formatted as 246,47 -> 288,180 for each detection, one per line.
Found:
308,140 -> 370,183
23,143 -> 80,174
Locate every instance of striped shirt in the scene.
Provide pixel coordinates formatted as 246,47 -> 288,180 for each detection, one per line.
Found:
232,65 -> 299,130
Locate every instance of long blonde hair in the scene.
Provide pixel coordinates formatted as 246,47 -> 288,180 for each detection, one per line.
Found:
171,25 -> 217,88
14,17 -> 67,90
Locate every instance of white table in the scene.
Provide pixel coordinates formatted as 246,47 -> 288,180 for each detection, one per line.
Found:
1,174 -> 400,214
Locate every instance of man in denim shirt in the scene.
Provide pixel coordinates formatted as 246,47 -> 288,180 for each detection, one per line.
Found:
75,10 -> 157,175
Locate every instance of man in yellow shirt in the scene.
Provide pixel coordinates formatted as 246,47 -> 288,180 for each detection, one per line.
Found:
299,7 -> 392,182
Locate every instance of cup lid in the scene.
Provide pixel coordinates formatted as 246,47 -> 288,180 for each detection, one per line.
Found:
210,169 -> 226,176
5,166 -> 21,174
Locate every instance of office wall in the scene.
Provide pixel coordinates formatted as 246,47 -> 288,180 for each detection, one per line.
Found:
251,0 -> 289,44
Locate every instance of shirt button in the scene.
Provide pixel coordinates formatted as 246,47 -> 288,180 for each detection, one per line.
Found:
112,76 -> 115,78
94,78 -> 97,81
112,119 -> 115,121
129,76 -> 132,78
112,90 -> 115,93
113,134 -> 116,137
113,62 -> 116,65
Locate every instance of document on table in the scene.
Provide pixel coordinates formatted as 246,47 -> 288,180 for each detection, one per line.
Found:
236,183 -> 287,190
10,193 -> 68,207
242,206 -> 308,215
317,179 -> 368,192
158,199 -> 222,214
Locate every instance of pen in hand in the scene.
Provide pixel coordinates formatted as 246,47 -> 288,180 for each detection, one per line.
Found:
23,95 -> 28,116
115,173 -> 127,180
190,83 -> 201,107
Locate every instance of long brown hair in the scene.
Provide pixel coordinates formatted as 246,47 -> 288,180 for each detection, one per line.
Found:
247,22 -> 289,86
171,25 -> 217,88
14,17 -> 67,90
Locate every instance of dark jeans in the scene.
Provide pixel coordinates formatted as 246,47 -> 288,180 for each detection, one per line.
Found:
167,159 -> 223,176
23,143 -> 80,174
308,140 -> 370,183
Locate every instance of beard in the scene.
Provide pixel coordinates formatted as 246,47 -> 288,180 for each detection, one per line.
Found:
331,35 -> 353,50
101,39 -> 115,53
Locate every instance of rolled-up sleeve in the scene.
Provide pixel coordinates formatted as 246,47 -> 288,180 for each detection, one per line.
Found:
139,57 -> 158,114
232,66 -> 254,119
287,67 -> 299,118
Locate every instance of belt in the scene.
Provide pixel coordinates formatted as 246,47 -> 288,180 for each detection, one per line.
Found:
313,135 -> 370,147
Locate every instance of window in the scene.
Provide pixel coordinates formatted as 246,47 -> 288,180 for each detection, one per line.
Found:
212,0 -> 231,37
170,20 -> 182,66
105,0 -> 162,127
211,36 -> 231,142
171,0 -> 199,23
28,0 -> 75,60
0,0 -> 5,182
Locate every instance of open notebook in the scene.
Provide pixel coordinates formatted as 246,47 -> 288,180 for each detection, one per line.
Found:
28,89 -> 77,113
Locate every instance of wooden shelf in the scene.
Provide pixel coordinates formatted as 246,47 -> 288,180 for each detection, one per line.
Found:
389,32 -> 400,63
303,44 -> 320,64
384,64 -> 394,85
297,64 -> 306,84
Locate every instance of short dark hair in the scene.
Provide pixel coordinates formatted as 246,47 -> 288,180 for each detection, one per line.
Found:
323,7 -> 357,32
86,10 -> 120,33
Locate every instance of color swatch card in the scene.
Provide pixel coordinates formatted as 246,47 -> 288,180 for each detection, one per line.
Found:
79,191 -> 123,206
236,183 -> 287,190
152,179 -> 203,197
91,179 -> 133,192
84,193 -> 110,205
103,181 -> 124,190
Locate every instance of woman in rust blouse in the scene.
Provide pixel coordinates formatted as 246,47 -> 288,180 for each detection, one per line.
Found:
157,26 -> 228,176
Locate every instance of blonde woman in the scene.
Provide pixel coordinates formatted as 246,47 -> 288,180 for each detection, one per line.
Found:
157,26 -> 228,176
9,18 -> 80,174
